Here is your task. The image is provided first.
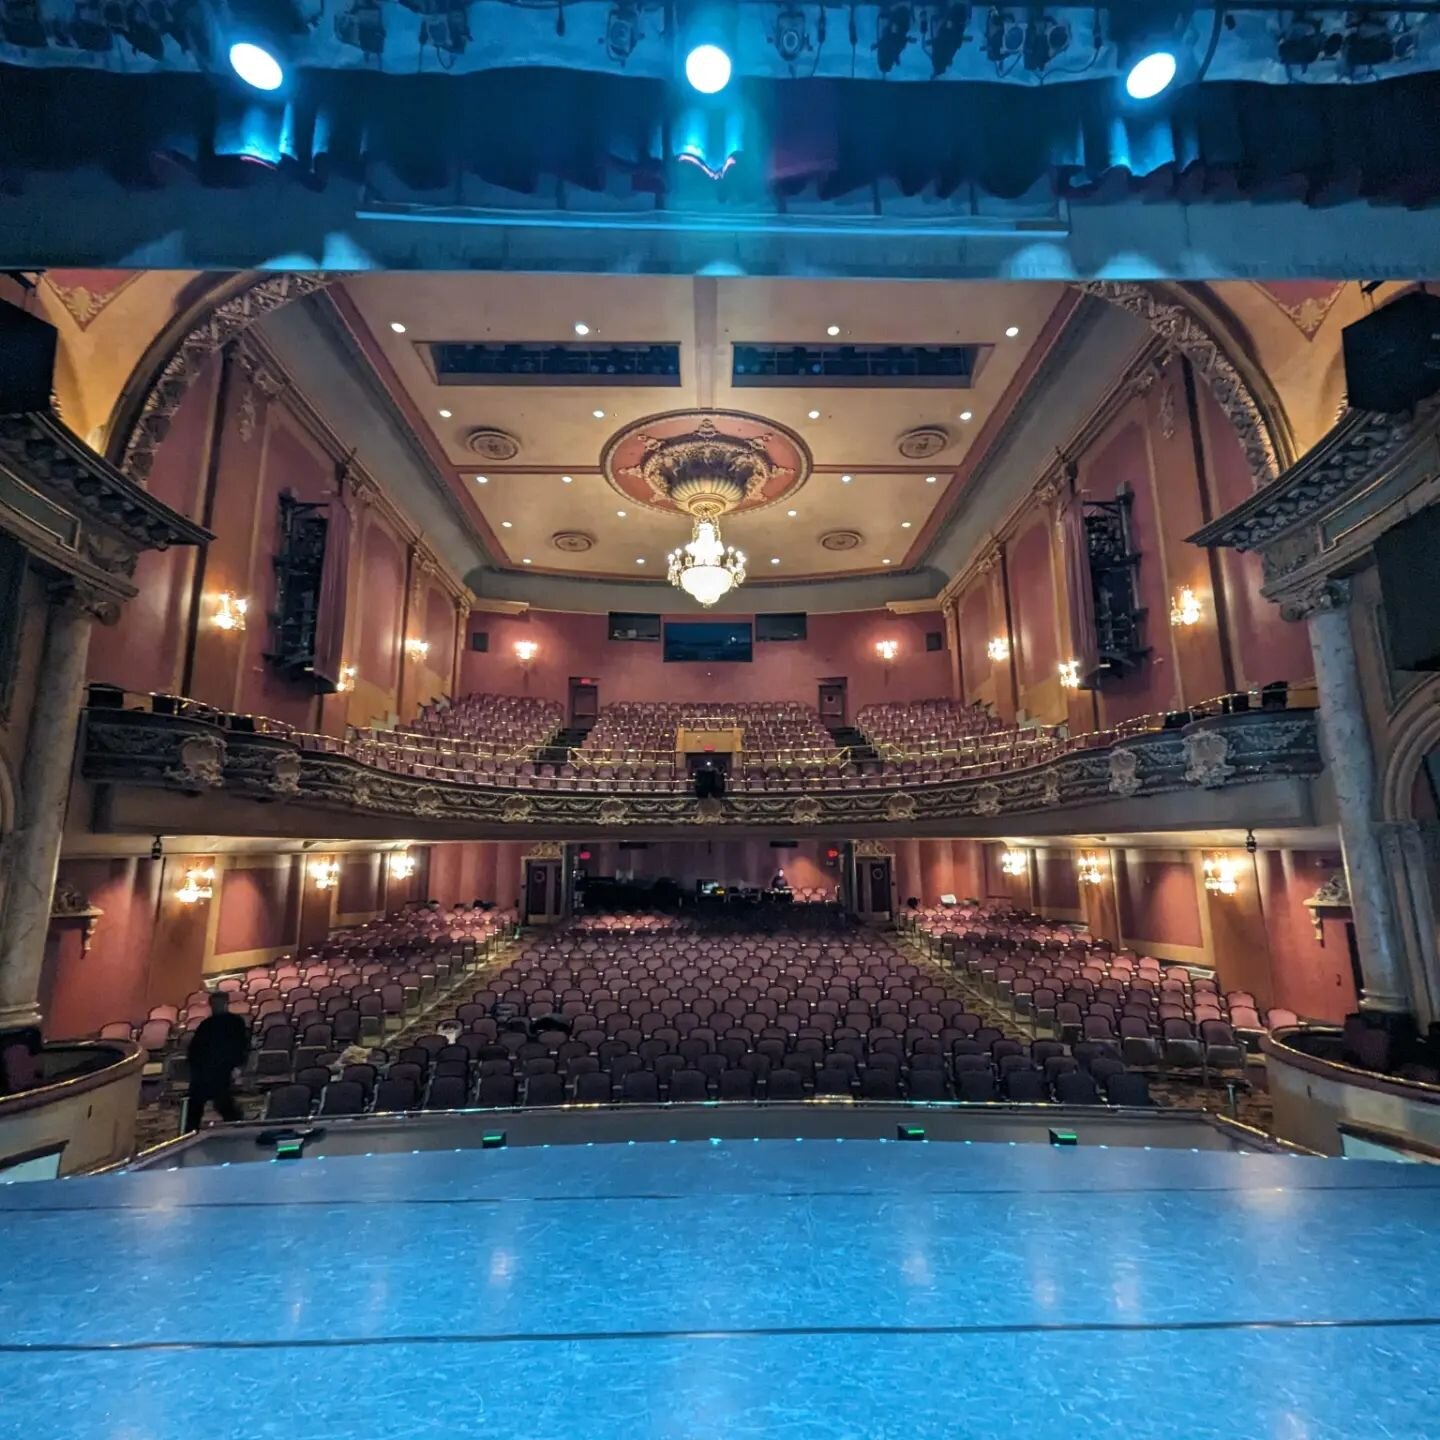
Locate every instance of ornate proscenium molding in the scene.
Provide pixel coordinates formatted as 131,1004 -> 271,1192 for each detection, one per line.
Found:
118,273 -> 339,487
81,705 -> 1323,837
1078,282 -> 1282,488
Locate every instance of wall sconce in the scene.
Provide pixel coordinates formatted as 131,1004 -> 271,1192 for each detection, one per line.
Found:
1000,848 -> 1027,877
310,859 -> 340,890
1203,855 -> 1239,896
1058,659 -> 1081,690
176,865 -> 215,904
336,664 -> 357,693
1169,586 -> 1203,628
212,592 -> 248,632
986,636 -> 1010,663
514,640 -> 539,664
1077,852 -> 1105,886
875,639 -> 899,662
389,851 -> 417,880
405,637 -> 431,661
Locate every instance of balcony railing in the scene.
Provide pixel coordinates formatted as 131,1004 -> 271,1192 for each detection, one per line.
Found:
80,683 -> 1323,831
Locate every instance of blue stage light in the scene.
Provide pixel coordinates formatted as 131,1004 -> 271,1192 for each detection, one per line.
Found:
1124,49 -> 1176,98
685,42 -> 732,94
229,41 -> 284,91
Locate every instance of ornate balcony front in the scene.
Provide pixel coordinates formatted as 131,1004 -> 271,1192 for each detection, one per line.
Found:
79,688 -> 1324,841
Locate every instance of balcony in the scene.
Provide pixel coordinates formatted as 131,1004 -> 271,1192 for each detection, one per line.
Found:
79,686 -> 1324,840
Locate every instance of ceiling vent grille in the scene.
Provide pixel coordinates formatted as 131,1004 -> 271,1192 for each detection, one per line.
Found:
732,342 -> 986,388
431,342 -> 681,386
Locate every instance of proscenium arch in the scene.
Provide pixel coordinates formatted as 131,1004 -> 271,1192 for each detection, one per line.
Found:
1381,674 -> 1440,822
105,273 -> 1296,494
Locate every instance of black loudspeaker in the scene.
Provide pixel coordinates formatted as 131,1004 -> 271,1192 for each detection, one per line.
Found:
694,769 -> 725,800
1342,291 -> 1440,414
0,301 -> 59,416
1376,503 -> 1440,670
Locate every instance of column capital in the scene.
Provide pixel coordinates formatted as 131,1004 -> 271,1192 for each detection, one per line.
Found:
49,578 -> 121,626
1279,577 -> 1351,623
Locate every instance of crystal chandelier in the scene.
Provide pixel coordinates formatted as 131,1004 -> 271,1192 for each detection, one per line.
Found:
668,517 -> 746,608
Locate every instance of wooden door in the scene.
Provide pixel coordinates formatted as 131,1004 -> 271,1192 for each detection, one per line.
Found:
818,680 -> 847,723
570,678 -> 599,726
859,857 -> 892,917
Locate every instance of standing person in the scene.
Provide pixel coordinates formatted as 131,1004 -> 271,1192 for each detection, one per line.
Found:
183,992 -> 249,1132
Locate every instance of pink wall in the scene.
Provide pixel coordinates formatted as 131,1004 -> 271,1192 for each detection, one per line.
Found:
583,838 -> 840,895
337,853 -> 383,917
1034,848 -> 1081,912
1007,519 -> 1059,693
358,520 -> 406,698
1257,848 -> 1357,1020
1116,851 -> 1203,949
461,609 -> 951,712
425,841 -> 527,909
92,359 -> 216,696
215,860 -> 302,955
957,585 -> 994,701
41,858 -> 163,1037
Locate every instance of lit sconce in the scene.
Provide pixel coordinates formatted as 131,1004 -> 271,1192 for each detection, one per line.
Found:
514,640 -> 539,664
405,637 -> 431,661
310,859 -> 340,890
1203,854 -> 1239,896
1077,852 -> 1105,886
986,636 -> 1010,663
336,664 -> 357,693
875,639 -> 899,662
389,851 -> 417,880
1169,586 -> 1203,628
1058,659 -> 1081,690
212,592 -> 248,632
1000,848 -> 1027,877
175,865 -> 215,904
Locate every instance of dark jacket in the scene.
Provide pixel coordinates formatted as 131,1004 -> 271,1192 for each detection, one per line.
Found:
186,1013 -> 249,1084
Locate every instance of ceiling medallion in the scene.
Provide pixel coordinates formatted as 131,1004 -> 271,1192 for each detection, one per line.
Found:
631,417 -> 786,518
551,531 -> 595,553
897,425 -> 951,460
465,427 -> 521,461
820,529 -> 863,551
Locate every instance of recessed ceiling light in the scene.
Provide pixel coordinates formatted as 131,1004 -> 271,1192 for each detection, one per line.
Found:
437,408 -> 452,419
593,409 -> 606,420
771,557 -> 781,565
522,557 -> 532,565
841,474 -> 852,484
389,321 -> 407,334
636,557 -> 646,565
561,475 -> 573,484
826,324 -> 841,336
882,558 -> 893,565
901,521 -> 912,529
808,409 -> 821,420
787,509 -> 798,517
574,322 -> 591,336
475,475 -> 489,484
926,475 -> 938,484
616,510 -> 627,518
501,520 -> 513,529
1004,325 -> 1020,338
959,410 -> 974,422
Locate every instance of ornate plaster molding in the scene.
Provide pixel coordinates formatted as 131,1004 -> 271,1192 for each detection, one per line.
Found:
1279,577 -> 1351,624
1077,281 -> 1281,487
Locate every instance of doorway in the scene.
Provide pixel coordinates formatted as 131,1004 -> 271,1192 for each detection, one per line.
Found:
818,679 -> 847,724
569,678 -> 599,728
856,856 -> 893,918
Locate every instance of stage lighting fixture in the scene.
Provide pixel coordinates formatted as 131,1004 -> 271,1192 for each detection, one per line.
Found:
874,3 -> 912,73
1,0 -> 48,49
772,3 -> 810,64
229,39 -> 284,88
335,0 -> 385,59
1276,14 -> 1337,69
604,0 -> 640,63
983,4 -> 1023,63
1124,48 -> 1176,98
1023,12 -> 1068,73
924,2 -> 968,77
685,41 -> 732,92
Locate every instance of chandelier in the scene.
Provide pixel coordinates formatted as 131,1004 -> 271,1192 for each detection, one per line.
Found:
668,517 -> 747,608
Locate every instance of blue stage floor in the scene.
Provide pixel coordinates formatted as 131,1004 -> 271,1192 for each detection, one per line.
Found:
4,1140 -> 1440,1439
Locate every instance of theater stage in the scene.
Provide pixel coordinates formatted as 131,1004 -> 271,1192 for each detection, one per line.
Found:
3,1138 -> 1439,1439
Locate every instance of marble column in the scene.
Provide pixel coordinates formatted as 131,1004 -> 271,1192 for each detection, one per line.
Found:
1293,581 -> 1410,1013
0,587 -> 98,1032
